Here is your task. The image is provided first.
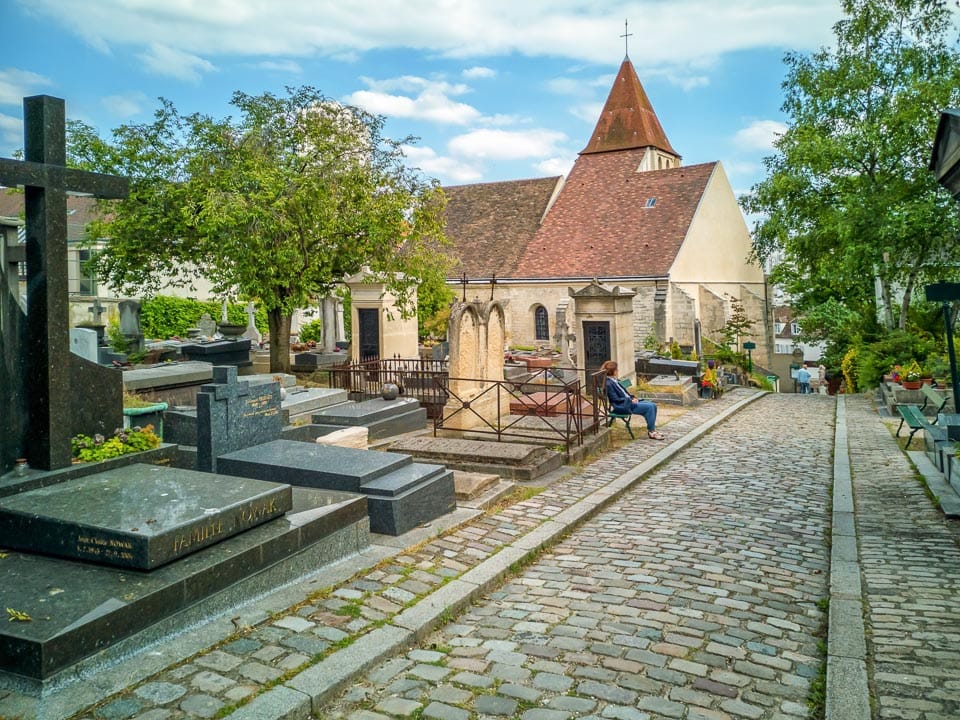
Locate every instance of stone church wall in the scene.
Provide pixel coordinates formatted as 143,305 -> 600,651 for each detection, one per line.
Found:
740,284 -> 773,367
699,287 -> 728,346
631,284 -> 657,350
669,286 -> 697,348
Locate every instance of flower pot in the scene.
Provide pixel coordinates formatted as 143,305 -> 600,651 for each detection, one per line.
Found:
217,323 -> 246,338
901,380 -> 922,390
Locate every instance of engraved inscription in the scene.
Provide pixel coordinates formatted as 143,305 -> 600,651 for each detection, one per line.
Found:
77,534 -> 136,562
171,520 -> 225,554
238,499 -> 280,525
242,393 -> 279,418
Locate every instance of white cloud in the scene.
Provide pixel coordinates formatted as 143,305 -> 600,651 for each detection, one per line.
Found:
570,102 -> 603,125
535,155 -> 575,177
462,66 -> 495,79
0,112 -> 23,149
138,43 -> 217,83
448,128 -> 567,160
0,68 -> 53,106
255,59 -> 303,74
21,1 -> 840,74
346,76 -> 481,125
101,91 -> 148,118
402,144 -> 482,183
734,120 -> 788,151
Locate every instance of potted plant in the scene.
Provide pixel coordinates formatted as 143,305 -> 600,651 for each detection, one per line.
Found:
901,360 -> 923,390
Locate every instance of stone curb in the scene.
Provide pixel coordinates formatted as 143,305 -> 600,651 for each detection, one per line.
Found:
241,390 -> 766,719
825,396 -> 871,720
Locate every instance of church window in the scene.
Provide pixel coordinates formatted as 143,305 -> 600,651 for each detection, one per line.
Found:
534,305 -> 549,340
645,197 -> 657,208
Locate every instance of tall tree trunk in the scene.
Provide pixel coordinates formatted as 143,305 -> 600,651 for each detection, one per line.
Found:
878,275 -> 895,330
898,272 -> 916,332
268,309 -> 292,373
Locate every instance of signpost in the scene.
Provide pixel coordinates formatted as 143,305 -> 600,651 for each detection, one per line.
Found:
743,341 -> 756,373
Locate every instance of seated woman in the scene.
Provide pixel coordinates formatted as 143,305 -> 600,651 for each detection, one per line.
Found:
701,359 -> 719,398
600,360 -> 665,440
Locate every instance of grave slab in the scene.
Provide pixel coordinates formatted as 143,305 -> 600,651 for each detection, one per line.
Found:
122,361 -> 214,392
0,464 -> 292,569
217,440 -> 455,535
312,397 -> 427,439
0,487 -> 367,681
181,338 -> 252,368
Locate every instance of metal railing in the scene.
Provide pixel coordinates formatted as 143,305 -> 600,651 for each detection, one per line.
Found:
326,357 -> 450,418
433,368 -> 598,451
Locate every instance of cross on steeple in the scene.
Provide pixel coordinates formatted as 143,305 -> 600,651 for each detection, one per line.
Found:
621,19 -> 633,58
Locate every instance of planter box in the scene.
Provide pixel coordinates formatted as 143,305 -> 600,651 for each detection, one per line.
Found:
123,402 -> 169,439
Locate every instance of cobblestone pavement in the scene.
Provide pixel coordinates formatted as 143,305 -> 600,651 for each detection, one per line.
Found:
846,396 -> 960,720
323,393 -> 837,720
31,391 -> 746,720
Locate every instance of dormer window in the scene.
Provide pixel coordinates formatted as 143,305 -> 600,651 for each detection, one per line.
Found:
645,197 -> 657,208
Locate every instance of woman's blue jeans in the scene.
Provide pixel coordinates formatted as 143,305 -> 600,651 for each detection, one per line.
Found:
629,400 -> 657,431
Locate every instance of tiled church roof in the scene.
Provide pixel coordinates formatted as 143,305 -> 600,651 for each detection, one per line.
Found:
513,155 -> 716,280
442,176 -> 561,280
581,58 -> 677,157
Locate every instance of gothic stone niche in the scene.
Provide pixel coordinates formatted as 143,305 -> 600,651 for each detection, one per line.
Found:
443,300 -> 507,431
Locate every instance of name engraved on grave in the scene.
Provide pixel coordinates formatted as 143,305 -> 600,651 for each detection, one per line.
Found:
76,534 -> 135,562
243,393 -> 279,418
172,519 -> 225,554
239,498 -> 280,523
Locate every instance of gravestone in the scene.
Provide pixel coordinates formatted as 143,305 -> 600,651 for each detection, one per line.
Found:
197,311 -> 217,337
196,365 -> 282,472
0,95 -> 126,472
244,300 -> 262,344
118,298 -> 144,353
441,299 -> 507,431
69,326 -> 99,363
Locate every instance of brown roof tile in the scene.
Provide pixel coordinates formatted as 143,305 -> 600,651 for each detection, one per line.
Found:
442,176 -> 561,280
581,58 -> 677,157
514,153 -> 716,280
0,190 -> 100,243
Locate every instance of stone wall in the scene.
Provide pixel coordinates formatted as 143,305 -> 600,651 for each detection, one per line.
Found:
631,284 -> 658,350
698,286 -> 728,345
669,286 -> 697,348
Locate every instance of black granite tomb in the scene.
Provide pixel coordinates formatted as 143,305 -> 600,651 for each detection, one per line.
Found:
217,440 -> 455,535
0,465 -> 292,569
181,338 -> 252,368
312,396 -> 428,439
0,487 -> 368,680
196,365 -> 282,472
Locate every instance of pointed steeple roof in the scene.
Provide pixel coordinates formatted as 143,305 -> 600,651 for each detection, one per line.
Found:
581,58 -> 677,157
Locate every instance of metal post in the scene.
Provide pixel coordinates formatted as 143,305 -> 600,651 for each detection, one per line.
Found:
944,301 -> 960,414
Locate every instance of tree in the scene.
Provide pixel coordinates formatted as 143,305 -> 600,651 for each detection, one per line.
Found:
743,0 -> 960,335
69,86 -> 453,372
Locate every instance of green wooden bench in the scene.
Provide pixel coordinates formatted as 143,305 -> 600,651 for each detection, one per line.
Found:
896,384 -> 950,448
598,377 -> 635,439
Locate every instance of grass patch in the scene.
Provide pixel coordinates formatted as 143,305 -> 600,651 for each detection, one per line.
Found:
484,485 -> 545,515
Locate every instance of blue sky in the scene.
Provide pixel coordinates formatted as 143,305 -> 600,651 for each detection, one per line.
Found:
2,0 -> 849,198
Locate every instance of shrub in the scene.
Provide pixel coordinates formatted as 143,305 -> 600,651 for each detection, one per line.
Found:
72,425 -> 161,463
298,318 -> 324,343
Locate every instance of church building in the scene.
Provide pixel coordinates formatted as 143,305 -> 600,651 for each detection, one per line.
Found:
442,56 -> 771,373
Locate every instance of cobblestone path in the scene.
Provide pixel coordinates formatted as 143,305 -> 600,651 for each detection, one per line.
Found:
325,393 -> 836,720
846,396 -> 960,720
51,392 -> 746,720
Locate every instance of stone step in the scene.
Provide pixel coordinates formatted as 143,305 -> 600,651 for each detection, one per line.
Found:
313,397 -> 428,440
388,437 -> 563,481
281,387 -> 349,423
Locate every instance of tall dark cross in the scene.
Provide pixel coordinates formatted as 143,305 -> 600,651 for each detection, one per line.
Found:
621,19 -> 633,57
0,96 -> 128,470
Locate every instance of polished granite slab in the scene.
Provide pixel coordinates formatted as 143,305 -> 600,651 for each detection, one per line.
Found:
0,464 -> 292,570
0,486 -> 367,681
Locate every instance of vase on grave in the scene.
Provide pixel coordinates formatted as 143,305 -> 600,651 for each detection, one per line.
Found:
217,323 -> 246,338
122,401 -> 168,439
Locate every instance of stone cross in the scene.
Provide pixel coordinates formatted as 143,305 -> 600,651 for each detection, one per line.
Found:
0,95 -> 128,470
87,296 -> 106,323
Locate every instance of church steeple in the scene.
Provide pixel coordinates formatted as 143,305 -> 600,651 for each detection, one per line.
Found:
580,58 -> 679,159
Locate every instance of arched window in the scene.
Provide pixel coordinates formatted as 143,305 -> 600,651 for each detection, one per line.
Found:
534,305 -> 549,341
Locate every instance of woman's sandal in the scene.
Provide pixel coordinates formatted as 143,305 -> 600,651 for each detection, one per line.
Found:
648,431 -> 666,440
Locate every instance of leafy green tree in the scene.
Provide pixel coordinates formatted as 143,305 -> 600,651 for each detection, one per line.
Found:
69,86 -> 452,372
744,0 -> 960,336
